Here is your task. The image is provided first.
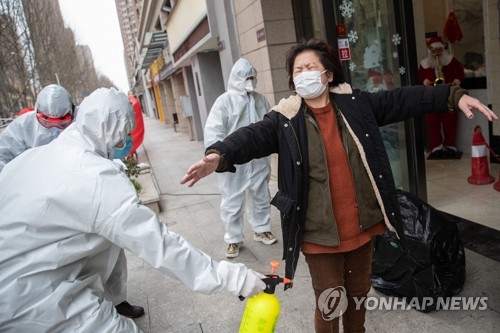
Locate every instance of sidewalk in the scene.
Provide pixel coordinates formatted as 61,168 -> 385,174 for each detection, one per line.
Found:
127,115 -> 500,333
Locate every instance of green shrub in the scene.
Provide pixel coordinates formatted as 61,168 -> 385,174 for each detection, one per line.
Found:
123,158 -> 142,193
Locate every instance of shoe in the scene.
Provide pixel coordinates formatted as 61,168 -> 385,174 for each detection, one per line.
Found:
227,243 -> 241,258
254,232 -> 278,245
115,301 -> 145,318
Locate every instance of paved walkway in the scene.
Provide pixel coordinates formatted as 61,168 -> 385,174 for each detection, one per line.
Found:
127,115 -> 500,333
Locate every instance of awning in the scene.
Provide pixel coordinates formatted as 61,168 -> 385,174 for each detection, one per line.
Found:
137,31 -> 168,70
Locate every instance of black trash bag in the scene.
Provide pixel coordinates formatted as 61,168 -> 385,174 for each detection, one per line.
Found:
371,189 -> 466,312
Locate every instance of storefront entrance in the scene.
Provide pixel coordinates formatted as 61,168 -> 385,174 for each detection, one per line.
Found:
291,0 -> 498,231
293,0 -> 422,195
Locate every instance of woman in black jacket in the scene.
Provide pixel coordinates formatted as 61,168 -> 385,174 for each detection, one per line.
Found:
181,39 -> 497,332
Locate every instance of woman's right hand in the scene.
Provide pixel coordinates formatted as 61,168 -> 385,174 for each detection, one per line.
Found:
180,153 -> 221,187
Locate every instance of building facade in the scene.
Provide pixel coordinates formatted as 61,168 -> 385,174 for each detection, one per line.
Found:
115,0 -> 500,200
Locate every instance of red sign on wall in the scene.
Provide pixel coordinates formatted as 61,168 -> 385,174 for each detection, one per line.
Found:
336,24 -> 347,37
338,38 -> 351,61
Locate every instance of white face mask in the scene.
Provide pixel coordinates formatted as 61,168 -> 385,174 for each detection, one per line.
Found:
293,70 -> 328,99
244,79 -> 256,93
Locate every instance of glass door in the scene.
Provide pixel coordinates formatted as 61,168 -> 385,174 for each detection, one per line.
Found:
330,0 -> 410,190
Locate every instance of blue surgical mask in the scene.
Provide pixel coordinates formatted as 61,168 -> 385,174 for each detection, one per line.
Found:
49,127 -> 63,137
110,135 -> 133,160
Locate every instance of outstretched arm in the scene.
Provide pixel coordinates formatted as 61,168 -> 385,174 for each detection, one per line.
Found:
180,153 -> 221,187
458,95 -> 498,121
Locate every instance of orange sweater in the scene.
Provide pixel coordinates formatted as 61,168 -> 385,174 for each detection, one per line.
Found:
302,103 -> 385,254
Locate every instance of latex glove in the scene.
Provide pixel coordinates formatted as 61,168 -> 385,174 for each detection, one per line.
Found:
239,269 -> 266,298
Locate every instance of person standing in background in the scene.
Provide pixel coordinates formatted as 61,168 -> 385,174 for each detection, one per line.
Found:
418,36 -> 465,159
204,58 -> 277,258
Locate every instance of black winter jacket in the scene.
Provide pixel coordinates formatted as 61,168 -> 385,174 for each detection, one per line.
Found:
208,84 -> 455,286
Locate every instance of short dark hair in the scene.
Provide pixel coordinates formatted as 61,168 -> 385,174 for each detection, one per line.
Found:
285,39 -> 346,92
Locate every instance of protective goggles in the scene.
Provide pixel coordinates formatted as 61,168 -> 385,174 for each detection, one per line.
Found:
36,111 -> 73,129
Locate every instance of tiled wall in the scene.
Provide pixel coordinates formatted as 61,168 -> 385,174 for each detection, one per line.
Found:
232,0 -> 298,179
233,0 -> 297,106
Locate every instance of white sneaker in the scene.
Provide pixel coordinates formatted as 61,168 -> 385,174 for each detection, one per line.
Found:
226,243 -> 240,258
254,232 -> 277,245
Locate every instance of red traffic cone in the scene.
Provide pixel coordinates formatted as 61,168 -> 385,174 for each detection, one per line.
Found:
467,125 -> 495,185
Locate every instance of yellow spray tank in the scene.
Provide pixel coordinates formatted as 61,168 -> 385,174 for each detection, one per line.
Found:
239,261 -> 292,333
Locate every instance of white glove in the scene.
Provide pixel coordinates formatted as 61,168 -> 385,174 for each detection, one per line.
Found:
239,269 -> 266,298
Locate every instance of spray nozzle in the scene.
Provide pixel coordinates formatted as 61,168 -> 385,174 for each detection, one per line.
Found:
270,260 -> 280,274
263,261 -> 291,293
262,274 -> 293,294
238,261 -> 293,300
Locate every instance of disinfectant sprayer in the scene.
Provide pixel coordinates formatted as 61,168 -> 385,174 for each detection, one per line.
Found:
239,261 -> 292,333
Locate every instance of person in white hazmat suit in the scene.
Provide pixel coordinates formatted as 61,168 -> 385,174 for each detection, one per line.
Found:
0,84 -> 74,172
204,58 -> 277,258
0,87 -> 266,332
0,84 -> 142,318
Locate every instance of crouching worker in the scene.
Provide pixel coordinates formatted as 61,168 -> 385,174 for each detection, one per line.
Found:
0,88 -> 265,332
0,84 -> 74,173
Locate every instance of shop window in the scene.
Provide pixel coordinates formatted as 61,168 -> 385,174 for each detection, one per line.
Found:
423,0 -> 486,89
330,0 -> 402,92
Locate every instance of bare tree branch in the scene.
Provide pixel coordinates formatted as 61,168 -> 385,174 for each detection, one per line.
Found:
0,0 -> 116,115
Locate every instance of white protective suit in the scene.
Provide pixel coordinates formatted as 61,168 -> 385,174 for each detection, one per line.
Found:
204,58 -> 272,244
0,88 -> 263,332
0,84 -> 73,172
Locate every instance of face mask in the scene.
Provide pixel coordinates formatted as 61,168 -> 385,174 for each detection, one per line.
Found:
293,70 -> 328,99
49,127 -> 63,137
110,135 -> 133,160
244,79 -> 256,93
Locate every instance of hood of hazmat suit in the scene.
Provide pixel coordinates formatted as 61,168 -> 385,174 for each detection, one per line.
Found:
204,58 -> 271,147
0,88 -> 251,332
35,84 -> 73,118
0,84 -> 73,172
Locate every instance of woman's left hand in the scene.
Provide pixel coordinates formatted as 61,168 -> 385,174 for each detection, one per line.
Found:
458,95 -> 498,121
